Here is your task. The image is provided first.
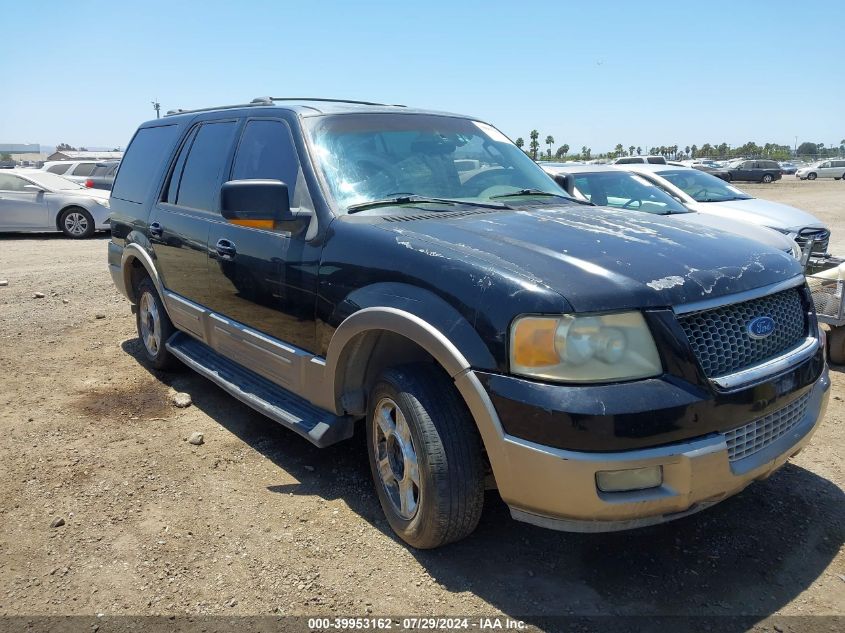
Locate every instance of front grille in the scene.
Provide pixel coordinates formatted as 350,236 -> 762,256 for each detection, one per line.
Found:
678,288 -> 806,378
796,228 -> 830,256
724,392 -> 810,461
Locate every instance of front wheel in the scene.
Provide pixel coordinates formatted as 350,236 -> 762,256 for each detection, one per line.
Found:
366,364 -> 485,549
807,172 -> 817,180
761,174 -> 774,183
59,207 -> 95,238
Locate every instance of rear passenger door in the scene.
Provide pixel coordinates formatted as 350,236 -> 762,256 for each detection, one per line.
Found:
148,119 -> 239,328
203,117 -> 320,360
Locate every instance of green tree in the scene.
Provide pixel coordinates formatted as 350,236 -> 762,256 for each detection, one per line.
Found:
558,143 -> 570,159
684,146 -> 690,158
636,146 -> 642,156
529,129 -> 540,160
614,143 -> 624,158
545,135 -> 555,159
515,137 -> 524,151
56,143 -> 76,152
581,146 -> 591,161
797,141 -> 818,156
628,145 -> 635,157
690,144 -> 697,158
0,153 -> 11,161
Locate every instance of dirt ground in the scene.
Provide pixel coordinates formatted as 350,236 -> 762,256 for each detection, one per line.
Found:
0,179 -> 843,630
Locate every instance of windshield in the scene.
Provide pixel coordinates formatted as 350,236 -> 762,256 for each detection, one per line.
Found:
306,114 -> 566,212
658,169 -> 752,202
25,171 -> 84,191
572,171 -> 689,214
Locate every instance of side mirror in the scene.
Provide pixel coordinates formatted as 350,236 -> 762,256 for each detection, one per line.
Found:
221,179 -> 291,226
552,174 -> 572,194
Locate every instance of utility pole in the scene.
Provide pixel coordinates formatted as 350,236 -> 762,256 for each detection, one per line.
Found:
151,100 -> 161,119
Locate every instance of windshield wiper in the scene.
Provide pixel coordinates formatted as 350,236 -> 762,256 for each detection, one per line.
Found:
489,189 -> 569,200
347,195 -> 510,214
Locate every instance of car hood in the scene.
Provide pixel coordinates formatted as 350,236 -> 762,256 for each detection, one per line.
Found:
671,212 -> 795,252
686,197 -> 826,233
377,205 -> 802,312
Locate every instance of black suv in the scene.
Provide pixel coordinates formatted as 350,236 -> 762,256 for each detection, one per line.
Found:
725,159 -> 783,183
108,97 -> 828,548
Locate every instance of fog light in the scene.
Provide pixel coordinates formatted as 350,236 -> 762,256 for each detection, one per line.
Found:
596,466 -> 663,493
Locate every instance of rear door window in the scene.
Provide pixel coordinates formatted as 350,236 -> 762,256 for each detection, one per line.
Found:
46,164 -> 71,175
174,121 -> 239,212
71,163 -> 96,177
112,124 -> 180,203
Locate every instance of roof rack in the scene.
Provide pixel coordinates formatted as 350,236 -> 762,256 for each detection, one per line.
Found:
164,96 -> 406,117
164,100 -> 271,117
259,97 -> 406,107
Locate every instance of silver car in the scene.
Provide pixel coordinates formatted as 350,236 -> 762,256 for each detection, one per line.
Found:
796,159 -> 845,181
0,170 -> 111,238
616,163 -> 830,256
541,163 -> 802,260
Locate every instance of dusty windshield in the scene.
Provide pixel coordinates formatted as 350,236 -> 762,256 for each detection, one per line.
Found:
659,169 -> 752,203
306,114 -> 566,212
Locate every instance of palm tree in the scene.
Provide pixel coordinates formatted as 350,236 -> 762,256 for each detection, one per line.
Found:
515,137 -> 524,151
636,146 -> 642,156
529,130 -> 540,160
684,146 -> 690,158
545,135 -> 555,160
628,145 -> 635,157
614,143 -> 624,158
690,144 -> 697,158
581,146 -> 591,161
561,143 -> 569,158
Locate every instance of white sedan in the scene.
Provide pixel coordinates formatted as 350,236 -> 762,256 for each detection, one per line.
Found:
0,170 -> 111,238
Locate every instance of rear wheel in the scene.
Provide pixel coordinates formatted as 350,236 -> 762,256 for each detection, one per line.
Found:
366,364 -> 485,549
807,172 -> 817,180
761,174 -> 774,183
59,207 -> 95,238
135,276 -> 177,370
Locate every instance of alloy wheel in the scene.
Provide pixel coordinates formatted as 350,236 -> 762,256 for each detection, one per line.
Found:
372,397 -> 421,520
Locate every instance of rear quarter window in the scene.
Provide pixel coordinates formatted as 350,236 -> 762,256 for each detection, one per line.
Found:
46,163 -> 71,175
112,125 -> 180,203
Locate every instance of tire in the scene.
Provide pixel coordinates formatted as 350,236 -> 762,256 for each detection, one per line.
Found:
135,276 -> 177,370
807,172 -> 817,180
59,207 -> 95,239
827,328 -> 845,365
366,364 -> 485,549
761,174 -> 773,183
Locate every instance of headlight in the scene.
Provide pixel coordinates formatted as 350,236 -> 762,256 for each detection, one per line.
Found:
789,240 -> 802,261
509,312 -> 662,383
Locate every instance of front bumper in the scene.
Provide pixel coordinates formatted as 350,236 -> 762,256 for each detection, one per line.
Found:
467,364 -> 829,532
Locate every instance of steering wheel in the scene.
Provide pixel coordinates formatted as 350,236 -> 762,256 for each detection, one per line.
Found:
622,199 -> 642,209
348,154 -> 401,196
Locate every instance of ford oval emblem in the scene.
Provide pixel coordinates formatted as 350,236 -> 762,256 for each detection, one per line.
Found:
748,316 -> 775,340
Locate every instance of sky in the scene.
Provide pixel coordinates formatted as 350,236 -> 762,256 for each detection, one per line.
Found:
2,0 -> 843,154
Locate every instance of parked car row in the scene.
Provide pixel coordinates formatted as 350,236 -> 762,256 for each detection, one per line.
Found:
103,97 -> 829,549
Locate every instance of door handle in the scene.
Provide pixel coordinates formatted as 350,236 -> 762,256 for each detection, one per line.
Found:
215,238 -> 237,260
149,222 -> 163,237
